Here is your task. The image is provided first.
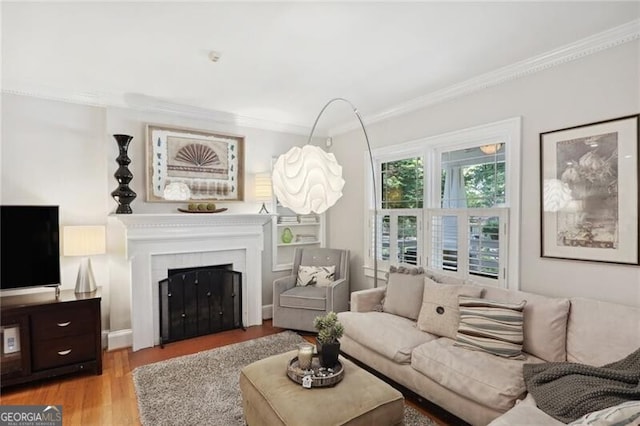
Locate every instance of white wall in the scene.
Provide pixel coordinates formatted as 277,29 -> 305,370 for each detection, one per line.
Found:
0,94 -> 111,328
1,94 -> 305,340
328,41 -> 640,307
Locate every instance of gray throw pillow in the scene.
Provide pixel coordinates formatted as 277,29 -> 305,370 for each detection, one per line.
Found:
382,269 -> 425,320
416,277 -> 483,338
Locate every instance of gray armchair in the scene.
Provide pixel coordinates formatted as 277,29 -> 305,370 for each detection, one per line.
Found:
272,247 -> 350,332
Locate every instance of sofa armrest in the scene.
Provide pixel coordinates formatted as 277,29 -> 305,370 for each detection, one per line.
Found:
350,286 -> 386,312
273,275 -> 296,305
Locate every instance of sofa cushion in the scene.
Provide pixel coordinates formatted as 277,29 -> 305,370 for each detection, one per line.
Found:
382,268 -> 425,320
567,298 -> 640,366
411,338 -> 543,411
487,394 -> 564,426
296,265 -> 335,287
338,311 -> 435,364
482,286 -> 570,362
416,278 -> 483,338
455,296 -> 526,359
279,286 -> 326,310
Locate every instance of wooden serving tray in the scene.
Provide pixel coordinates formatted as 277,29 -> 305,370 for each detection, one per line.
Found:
286,356 -> 344,388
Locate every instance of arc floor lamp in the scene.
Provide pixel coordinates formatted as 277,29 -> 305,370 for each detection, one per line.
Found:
272,98 -> 379,287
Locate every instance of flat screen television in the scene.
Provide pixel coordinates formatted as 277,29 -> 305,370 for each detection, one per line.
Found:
1,205 -> 61,290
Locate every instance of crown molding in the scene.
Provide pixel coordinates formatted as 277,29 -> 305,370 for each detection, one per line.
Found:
122,93 -> 311,135
2,83 -> 109,108
2,84 -> 311,136
331,19 -> 640,136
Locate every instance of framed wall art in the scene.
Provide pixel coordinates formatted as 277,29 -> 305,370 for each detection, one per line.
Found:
146,124 -> 244,202
540,114 -> 639,265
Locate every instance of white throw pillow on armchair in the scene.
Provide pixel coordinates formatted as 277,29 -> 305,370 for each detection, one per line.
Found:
296,265 -> 336,287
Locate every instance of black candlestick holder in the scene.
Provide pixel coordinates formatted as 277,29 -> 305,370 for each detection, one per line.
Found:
111,134 -> 137,214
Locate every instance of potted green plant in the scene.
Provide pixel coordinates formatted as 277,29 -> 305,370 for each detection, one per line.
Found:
313,311 -> 344,368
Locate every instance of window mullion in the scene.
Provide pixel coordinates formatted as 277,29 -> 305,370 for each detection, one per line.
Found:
423,210 -> 431,268
499,209 -> 509,283
457,212 -> 470,278
426,148 -> 439,209
417,214 -> 424,265
389,212 -> 399,265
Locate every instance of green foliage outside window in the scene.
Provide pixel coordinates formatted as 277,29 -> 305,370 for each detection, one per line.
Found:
381,157 -> 424,209
440,162 -> 506,208
463,163 -> 506,207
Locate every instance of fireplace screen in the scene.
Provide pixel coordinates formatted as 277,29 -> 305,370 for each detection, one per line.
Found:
159,267 -> 243,346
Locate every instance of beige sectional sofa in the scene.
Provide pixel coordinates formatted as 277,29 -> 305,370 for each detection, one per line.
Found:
337,269 -> 640,426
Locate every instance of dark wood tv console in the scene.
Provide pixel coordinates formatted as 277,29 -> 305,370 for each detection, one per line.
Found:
0,289 -> 102,388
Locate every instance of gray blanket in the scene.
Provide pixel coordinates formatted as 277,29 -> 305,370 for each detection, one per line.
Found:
523,348 -> 640,423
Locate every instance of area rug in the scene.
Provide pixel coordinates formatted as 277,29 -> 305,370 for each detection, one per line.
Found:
132,331 -> 435,425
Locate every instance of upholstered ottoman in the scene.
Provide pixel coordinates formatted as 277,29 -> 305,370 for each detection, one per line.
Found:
240,350 -> 405,425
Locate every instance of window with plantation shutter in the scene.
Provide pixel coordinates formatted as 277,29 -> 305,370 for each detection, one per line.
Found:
365,118 -> 521,289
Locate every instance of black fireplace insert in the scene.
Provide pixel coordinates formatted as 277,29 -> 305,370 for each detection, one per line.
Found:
159,266 -> 244,346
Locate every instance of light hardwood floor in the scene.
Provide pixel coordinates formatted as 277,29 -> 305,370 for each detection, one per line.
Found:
0,321 -> 450,425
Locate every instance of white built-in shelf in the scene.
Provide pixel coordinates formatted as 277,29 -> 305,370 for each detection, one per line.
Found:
277,241 -> 321,247
272,213 -> 325,270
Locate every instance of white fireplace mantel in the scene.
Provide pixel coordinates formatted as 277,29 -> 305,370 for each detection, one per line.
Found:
112,213 -> 271,351
114,213 -> 272,229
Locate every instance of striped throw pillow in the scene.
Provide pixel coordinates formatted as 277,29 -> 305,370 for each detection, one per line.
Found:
455,296 -> 527,359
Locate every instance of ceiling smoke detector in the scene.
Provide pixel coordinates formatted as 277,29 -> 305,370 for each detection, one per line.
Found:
208,51 -> 222,62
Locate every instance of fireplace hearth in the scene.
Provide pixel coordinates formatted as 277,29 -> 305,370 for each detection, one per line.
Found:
159,265 -> 243,346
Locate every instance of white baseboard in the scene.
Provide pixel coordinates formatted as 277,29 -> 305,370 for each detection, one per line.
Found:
107,329 -> 133,350
262,304 -> 273,320
106,308 -> 274,351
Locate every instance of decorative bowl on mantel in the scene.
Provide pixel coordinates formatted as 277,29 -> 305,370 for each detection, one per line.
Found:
178,202 -> 227,213
177,207 -> 228,214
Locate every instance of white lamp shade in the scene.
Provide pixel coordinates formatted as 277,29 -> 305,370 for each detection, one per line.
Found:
254,173 -> 273,202
272,145 -> 345,214
63,226 -> 106,256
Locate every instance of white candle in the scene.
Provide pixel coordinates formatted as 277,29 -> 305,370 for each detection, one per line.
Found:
298,344 -> 314,370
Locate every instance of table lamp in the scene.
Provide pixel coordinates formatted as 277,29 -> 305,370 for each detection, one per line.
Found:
63,225 -> 106,293
255,173 -> 273,214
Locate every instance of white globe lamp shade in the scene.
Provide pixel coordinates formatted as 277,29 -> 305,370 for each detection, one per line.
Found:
272,145 -> 345,215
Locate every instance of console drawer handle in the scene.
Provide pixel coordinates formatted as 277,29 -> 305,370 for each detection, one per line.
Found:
57,349 -> 72,356
57,321 -> 71,327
